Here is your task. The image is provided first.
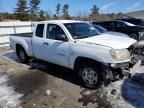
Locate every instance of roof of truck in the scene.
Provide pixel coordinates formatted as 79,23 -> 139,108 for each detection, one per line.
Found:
36,20 -> 87,24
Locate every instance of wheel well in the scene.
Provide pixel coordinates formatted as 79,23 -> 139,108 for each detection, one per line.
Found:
74,57 -> 103,71
16,44 -> 24,55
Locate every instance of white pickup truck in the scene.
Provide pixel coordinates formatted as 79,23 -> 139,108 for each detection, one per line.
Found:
10,20 -> 137,88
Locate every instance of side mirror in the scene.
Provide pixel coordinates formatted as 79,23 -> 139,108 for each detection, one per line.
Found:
56,34 -> 68,41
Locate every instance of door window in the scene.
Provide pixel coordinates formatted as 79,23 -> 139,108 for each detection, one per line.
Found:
114,21 -> 126,27
46,24 -> 67,40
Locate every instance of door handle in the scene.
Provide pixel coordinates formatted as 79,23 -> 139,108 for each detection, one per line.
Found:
43,42 -> 49,45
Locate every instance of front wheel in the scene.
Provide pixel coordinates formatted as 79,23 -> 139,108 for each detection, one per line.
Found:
79,63 -> 103,89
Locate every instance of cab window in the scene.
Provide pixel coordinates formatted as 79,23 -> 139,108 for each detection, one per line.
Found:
35,24 -> 44,38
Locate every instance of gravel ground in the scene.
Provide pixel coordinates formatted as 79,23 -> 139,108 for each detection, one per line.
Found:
0,47 -> 144,108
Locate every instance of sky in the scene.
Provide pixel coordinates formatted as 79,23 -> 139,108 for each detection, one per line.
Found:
0,0 -> 144,16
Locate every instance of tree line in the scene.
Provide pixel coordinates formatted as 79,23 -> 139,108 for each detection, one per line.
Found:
0,0 -> 122,21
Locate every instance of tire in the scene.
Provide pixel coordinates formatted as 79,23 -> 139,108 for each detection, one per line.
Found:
17,47 -> 29,63
130,33 -> 139,40
79,63 -> 103,89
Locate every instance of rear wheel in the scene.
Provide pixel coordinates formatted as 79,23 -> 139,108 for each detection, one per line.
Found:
17,46 -> 29,63
79,63 -> 103,89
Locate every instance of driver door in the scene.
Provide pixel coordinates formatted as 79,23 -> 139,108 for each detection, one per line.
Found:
43,24 -> 70,67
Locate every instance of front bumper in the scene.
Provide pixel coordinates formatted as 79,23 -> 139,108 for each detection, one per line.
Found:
110,62 -> 129,69
102,62 -> 131,82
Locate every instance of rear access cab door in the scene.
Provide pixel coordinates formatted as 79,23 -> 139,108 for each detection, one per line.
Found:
32,23 -> 46,59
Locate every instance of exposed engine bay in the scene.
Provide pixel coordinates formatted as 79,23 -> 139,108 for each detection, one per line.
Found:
129,40 -> 144,65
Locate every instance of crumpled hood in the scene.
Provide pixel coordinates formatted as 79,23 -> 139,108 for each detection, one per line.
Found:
77,34 -> 136,49
104,31 -> 129,37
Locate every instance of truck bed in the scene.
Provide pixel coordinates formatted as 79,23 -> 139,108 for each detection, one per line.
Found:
11,32 -> 32,37
10,32 -> 33,57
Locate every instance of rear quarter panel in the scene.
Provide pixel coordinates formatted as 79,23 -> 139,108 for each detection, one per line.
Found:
10,36 -> 33,57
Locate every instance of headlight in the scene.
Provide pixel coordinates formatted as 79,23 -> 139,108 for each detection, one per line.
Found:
110,49 -> 130,61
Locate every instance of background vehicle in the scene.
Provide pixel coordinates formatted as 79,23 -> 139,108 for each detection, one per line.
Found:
10,20 -> 137,89
94,24 -> 144,64
118,18 -> 144,26
118,18 -> 144,40
93,24 -> 129,37
93,25 -> 107,33
93,20 -> 144,40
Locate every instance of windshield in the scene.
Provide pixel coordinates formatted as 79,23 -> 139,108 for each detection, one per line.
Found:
93,25 -> 107,33
126,19 -> 144,26
124,22 -> 135,26
138,20 -> 144,26
64,22 -> 100,39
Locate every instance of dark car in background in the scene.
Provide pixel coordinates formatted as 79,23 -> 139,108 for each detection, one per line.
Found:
93,24 -> 129,37
93,20 -> 144,40
118,18 -> 144,26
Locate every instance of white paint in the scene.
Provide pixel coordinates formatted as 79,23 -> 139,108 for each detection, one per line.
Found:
104,32 -> 129,37
10,20 -> 137,71
78,34 -> 136,49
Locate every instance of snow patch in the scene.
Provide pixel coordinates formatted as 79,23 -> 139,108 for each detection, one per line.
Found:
0,72 -> 23,108
102,65 -> 144,108
102,80 -> 134,108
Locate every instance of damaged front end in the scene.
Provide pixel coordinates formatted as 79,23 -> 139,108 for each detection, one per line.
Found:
102,62 -> 131,86
129,40 -> 144,65
102,41 -> 144,85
